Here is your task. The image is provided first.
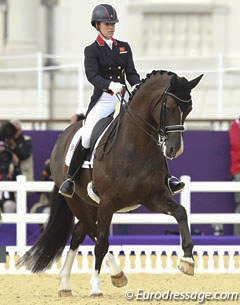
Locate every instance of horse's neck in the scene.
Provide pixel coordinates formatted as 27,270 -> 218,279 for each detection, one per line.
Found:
115,112 -> 164,170
117,102 -> 157,156
113,73 -> 170,157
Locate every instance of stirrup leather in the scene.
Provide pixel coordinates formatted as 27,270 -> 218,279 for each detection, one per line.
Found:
59,178 -> 76,198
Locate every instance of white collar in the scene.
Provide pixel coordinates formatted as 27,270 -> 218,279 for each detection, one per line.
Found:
103,37 -> 113,49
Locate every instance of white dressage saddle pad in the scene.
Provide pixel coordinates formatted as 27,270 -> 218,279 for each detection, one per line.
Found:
65,101 -> 122,168
65,123 -> 111,168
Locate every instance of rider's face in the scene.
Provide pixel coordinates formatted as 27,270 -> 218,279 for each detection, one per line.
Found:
99,22 -> 115,39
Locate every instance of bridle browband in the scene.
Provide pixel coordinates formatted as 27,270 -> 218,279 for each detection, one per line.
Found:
118,83 -> 191,146
166,92 -> 192,103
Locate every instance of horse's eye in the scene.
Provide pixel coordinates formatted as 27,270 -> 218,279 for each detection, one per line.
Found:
166,107 -> 174,114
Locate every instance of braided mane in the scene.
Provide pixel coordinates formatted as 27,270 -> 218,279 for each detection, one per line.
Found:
129,70 -> 176,101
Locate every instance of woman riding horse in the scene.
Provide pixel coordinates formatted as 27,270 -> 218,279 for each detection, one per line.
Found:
19,69 -> 203,296
19,4 -> 204,297
59,3 -> 184,198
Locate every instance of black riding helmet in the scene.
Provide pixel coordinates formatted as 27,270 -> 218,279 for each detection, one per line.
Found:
91,4 -> 119,28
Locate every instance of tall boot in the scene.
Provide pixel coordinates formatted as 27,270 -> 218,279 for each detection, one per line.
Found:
165,159 -> 185,195
59,140 -> 89,198
167,176 -> 185,195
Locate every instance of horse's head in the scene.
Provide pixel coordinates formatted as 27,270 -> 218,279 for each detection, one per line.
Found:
128,70 -> 203,159
155,72 -> 203,159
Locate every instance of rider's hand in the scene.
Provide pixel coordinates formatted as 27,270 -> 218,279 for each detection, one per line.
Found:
109,82 -> 124,95
131,83 -> 140,92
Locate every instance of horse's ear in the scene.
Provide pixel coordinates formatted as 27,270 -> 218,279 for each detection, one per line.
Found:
188,74 -> 204,90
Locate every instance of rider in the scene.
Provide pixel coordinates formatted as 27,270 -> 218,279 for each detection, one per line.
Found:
59,4 -> 184,198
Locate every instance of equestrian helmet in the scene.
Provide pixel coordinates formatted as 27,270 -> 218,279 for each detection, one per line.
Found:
91,4 -> 119,27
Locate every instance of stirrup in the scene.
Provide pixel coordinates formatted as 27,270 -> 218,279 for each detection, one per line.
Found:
59,178 -> 76,198
167,176 -> 185,195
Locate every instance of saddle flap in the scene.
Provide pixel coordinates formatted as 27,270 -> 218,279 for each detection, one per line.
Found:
90,113 -> 114,151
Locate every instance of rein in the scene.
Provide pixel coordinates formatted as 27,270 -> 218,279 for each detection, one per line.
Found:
119,84 -> 188,146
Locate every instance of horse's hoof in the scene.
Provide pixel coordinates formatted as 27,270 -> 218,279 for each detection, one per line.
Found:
178,257 -> 194,276
58,289 -> 73,297
90,292 -> 104,297
111,271 -> 128,287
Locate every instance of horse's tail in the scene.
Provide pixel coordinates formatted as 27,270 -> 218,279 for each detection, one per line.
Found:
18,185 -> 75,273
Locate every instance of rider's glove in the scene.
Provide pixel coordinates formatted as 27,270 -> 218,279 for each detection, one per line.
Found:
109,82 -> 124,95
131,83 -> 140,92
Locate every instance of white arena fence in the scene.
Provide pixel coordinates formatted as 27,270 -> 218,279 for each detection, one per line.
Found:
2,245 -> 239,275
1,52 -> 240,126
1,175 -> 240,274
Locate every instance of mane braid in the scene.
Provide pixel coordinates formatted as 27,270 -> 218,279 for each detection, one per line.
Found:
129,69 -> 175,101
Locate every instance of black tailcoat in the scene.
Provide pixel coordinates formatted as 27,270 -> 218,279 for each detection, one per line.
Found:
84,35 -> 140,115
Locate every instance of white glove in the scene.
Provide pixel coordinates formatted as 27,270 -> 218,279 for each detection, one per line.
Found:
109,82 -> 124,94
131,83 -> 140,92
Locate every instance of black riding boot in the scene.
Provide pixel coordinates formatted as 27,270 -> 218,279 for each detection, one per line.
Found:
164,159 -> 185,195
59,140 -> 89,198
167,176 -> 185,195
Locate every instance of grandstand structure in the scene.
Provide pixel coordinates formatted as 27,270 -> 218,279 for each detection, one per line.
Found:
0,0 -> 239,125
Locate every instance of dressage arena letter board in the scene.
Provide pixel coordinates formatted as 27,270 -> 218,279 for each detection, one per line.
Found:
0,246 -> 6,263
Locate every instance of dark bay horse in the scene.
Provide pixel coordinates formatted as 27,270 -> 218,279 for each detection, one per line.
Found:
20,70 -> 203,296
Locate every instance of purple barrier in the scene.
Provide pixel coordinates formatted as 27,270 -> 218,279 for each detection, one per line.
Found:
25,130 -> 60,181
1,224 -> 240,246
0,130 -> 236,246
25,130 -> 231,183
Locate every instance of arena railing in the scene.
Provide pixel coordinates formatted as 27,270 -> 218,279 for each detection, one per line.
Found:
0,118 -> 234,130
0,52 -> 239,130
1,175 -> 240,274
3,245 -> 239,275
1,175 -> 240,248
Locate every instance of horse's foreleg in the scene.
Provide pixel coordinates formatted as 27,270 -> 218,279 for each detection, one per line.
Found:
171,204 -> 194,275
105,252 -> 128,287
90,207 -> 113,297
59,221 -> 86,297
146,196 -> 194,275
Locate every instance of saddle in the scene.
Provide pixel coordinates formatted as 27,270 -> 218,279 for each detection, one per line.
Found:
89,113 -> 114,156
89,111 -> 122,161
65,105 -> 124,167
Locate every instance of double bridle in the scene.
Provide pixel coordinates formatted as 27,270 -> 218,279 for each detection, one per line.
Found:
119,83 -> 191,146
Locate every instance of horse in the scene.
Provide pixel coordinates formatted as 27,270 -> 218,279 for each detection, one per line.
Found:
19,70 -> 203,297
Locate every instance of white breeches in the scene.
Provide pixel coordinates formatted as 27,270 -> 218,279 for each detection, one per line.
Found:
81,91 -> 129,148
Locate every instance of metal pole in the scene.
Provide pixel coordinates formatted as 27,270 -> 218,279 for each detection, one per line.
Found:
41,0 -> 58,55
77,60 -> 86,114
41,0 -> 58,122
48,70 -> 54,122
217,53 -> 224,118
37,52 -> 44,119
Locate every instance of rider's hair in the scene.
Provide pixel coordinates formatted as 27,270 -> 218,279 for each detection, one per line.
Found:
95,21 -> 101,31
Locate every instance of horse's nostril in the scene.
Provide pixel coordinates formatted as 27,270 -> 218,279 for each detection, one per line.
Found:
170,147 -> 176,157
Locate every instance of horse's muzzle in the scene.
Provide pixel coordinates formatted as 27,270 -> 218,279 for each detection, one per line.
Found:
162,137 -> 184,159
169,147 -> 177,158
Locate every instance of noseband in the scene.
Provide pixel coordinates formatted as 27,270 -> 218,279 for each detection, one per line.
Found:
121,83 -> 191,145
